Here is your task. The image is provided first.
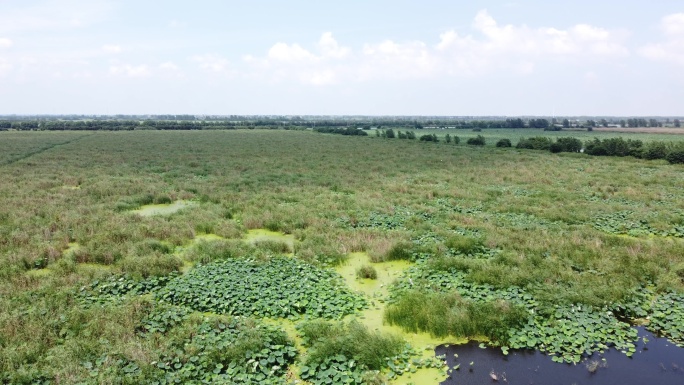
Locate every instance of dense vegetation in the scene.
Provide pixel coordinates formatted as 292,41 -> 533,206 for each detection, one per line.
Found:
2,129 -> 684,383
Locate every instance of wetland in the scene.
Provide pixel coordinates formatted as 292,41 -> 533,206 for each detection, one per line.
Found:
1,129 -> 684,384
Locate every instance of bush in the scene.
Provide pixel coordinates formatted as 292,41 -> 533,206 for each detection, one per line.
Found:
452,135 -> 460,144
643,142 -> 668,160
384,129 -> 396,138
553,137 -> 583,153
406,131 -> 416,140
466,135 -> 486,146
496,138 -> 512,148
516,136 -> 552,150
666,147 -> 684,164
419,134 -> 435,142
584,137 -> 643,157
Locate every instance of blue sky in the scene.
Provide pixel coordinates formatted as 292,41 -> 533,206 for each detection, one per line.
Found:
0,0 -> 683,116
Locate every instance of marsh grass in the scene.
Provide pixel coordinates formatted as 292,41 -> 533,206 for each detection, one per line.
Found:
385,290 -> 528,343
299,320 -> 404,370
1,129 -> 684,382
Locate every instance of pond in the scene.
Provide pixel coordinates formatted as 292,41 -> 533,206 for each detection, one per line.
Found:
438,327 -> 684,385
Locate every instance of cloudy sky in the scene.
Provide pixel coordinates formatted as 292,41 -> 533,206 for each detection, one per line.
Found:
0,0 -> 683,116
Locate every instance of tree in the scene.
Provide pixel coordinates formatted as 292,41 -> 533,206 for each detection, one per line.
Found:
562,119 -> 570,128
385,129 -> 396,138
675,119 -> 681,128
445,134 -> 452,143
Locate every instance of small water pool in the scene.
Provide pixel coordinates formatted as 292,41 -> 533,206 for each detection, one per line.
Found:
438,327 -> 684,385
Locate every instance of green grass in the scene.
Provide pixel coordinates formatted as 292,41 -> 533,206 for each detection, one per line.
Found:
2,129 -> 684,381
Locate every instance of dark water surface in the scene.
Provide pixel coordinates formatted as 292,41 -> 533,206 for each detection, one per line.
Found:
437,327 -> 684,385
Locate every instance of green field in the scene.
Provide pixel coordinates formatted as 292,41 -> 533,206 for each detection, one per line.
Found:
2,129 -> 684,384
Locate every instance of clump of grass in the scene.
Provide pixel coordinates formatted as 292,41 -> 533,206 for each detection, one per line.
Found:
356,264 -> 378,279
445,235 -> 484,255
299,320 -> 404,370
253,239 -> 292,254
119,253 -> 183,278
385,241 -> 414,261
185,239 -> 256,264
135,239 -> 173,255
384,290 -> 527,343
153,194 -> 173,204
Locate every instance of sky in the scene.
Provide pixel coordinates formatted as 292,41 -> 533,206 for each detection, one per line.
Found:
0,0 -> 683,116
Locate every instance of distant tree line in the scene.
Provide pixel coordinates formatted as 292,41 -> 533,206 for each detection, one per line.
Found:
2,116 -> 682,131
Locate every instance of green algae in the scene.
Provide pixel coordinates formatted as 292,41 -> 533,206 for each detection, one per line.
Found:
335,252 -> 461,384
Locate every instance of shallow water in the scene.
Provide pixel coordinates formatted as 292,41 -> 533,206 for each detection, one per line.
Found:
131,200 -> 197,216
437,327 -> 684,385
336,252 -> 460,384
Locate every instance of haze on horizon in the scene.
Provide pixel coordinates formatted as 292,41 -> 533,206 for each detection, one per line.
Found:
0,0 -> 683,116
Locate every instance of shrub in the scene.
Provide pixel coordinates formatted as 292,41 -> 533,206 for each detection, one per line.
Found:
445,134 -> 452,143
496,138 -> 512,148
466,135 -> 486,146
516,136 -> 552,150
584,137 -> 642,157
452,135 -> 460,144
553,137 -> 583,153
643,142 -> 668,160
406,131 -> 416,139
385,129 -> 396,139
666,146 -> 684,164
419,134 -> 434,142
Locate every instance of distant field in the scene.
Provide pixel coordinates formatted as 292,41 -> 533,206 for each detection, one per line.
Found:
2,129 -> 684,384
593,126 -> 684,135
405,127 -> 684,145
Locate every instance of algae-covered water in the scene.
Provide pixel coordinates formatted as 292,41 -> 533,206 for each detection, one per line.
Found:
336,252 -> 461,384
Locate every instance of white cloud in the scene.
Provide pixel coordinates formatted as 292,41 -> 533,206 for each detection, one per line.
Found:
102,44 -> 122,54
0,0 -> 113,34
159,62 -> 179,71
191,54 -> 234,74
662,13 -> 684,36
318,32 -> 350,59
268,42 -> 317,62
243,11 -> 628,86
0,59 -> 12,77
109,64 -> 150,78
0,38 -> 13,48
243,32 -> 350,85
640,13 -> 684,65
